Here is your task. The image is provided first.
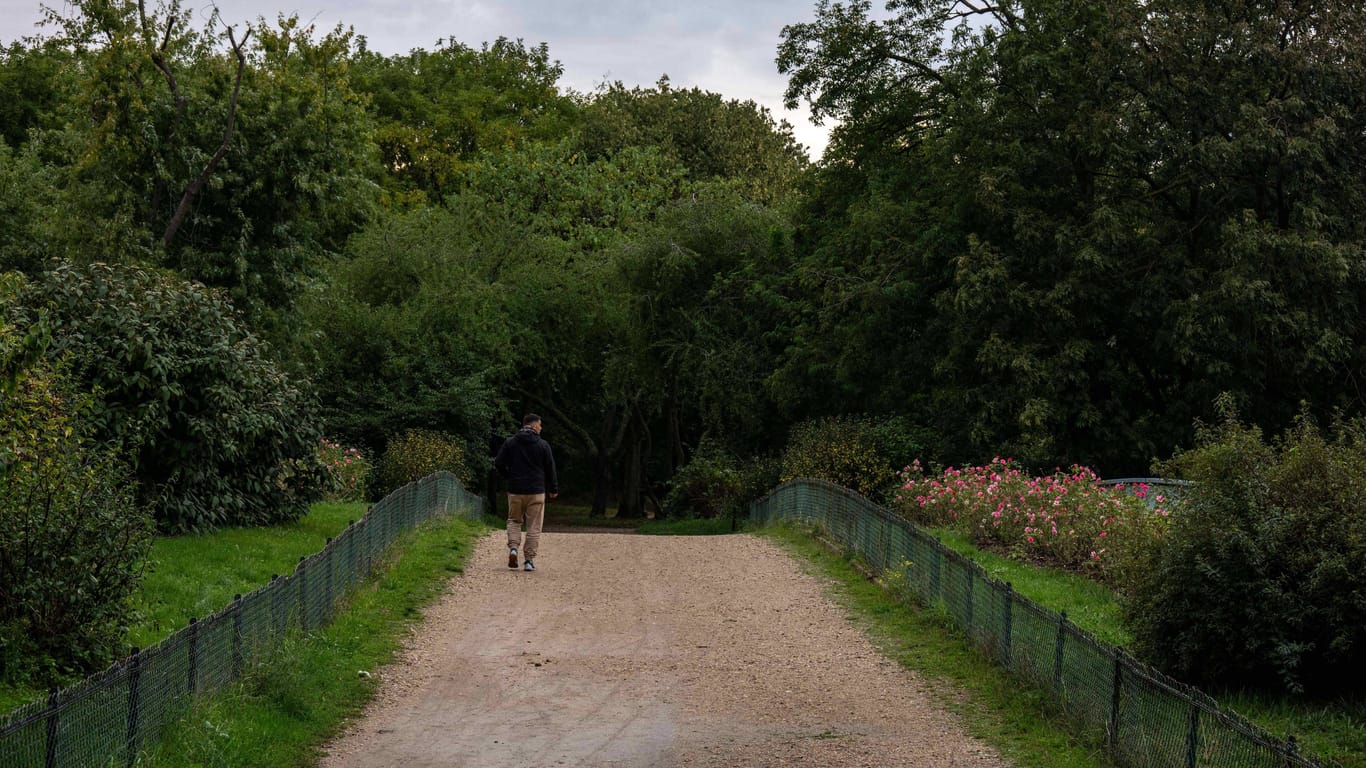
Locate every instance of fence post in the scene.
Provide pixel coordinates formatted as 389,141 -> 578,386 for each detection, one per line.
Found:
325,537 -> 334,622
964,565 -> 974,632
1185,701 -> 1200,768
43,688 -> 58,768
931,541 -> 942,606
125,648 -> 142,768
231,594 -> 244,679
1001,582 -> 1014,666
298,556 -> 309,631
1053,611 -> 1067,694
271,575 -> 282,637
187,616 -> 199,695
1108,650 -> 1124,752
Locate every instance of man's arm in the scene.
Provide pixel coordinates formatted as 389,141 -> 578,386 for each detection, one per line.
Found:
544,442 -> 559,498
493,439 -> 510,478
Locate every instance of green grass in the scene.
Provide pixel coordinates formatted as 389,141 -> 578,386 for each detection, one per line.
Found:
131,502 -> 370,649
786,523 -> 1365,768
0,502 -> 369,715
930,528 -> 1133,647
638,516 -> 745,535
141,513 -> 490,767
761,522 -> 1113,768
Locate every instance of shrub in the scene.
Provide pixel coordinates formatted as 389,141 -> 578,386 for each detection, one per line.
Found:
1128,401 -> 1366,696
1,314 -> 153,683
375,429 -> 469,498
666,439 -> 744,519
9,262 -> 328,532
891,458 -> 1170,588
319,437 -> 372,502
780,415 -> 907,501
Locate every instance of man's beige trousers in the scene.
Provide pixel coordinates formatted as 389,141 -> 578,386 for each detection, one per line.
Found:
506,493 -> 546,560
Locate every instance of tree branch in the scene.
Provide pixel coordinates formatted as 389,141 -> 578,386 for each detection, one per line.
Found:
162,24 -> 249,248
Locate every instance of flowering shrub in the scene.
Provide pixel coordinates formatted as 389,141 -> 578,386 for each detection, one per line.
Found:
891,457 -> 1170,587
319,438 -> 371,502
375,430 -> 469,499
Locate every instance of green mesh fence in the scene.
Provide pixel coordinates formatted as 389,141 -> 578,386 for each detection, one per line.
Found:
0,471 -> 482,768
751,477 -> 1333,768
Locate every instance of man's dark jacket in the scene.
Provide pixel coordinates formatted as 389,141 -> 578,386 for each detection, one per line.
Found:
494,427 -> 559,495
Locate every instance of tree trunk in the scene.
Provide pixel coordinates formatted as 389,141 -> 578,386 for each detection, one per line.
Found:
616,426 -> 645,519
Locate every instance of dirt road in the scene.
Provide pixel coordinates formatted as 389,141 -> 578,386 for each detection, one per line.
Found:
319,532 -> 1008,768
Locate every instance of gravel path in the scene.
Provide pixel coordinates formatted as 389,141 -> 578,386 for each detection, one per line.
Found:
318,531 -> 1009,768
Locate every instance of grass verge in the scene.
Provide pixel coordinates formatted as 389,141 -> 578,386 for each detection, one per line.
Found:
131,502 -> 370,649
930,528 -> 1132,648
926,528 -> 1362,767
0,502 -> 371,715
140,512 -> 490,767
761,522 -> 1116,768
638,516 -> 745,535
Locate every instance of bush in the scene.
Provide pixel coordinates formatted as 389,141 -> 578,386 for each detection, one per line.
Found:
1128,401 -> 1366,696
319,438 -> 372,502
666,440 -> 744,519
891,458 -> 1169,587
375,429 -> 469,499
9,262 -> 328,532
1,313 -> 153,683
780,415 -> 919,501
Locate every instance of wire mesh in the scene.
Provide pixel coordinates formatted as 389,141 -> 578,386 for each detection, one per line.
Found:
0,471 -> 483,768
751,478 -> 1334,768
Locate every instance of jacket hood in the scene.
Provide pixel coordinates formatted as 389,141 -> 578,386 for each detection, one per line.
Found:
513,428 -> 541,443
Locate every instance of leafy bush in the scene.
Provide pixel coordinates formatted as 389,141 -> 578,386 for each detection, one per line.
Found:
666,440 -> 744,519
780,415 -> 919,501
1129,401 -> 1366,696
9,261 -> 328,532
375,429 -> 470,498
891,458 -> 1169,587
1,311 -> 153,683
319,438 -> 372,502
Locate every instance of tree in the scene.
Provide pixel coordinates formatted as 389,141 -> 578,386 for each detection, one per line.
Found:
578,78 -> 809,206
350,36 -> 578,205
9,262 -> 328,532
29,2 -> 379,334
776,0 -> 1366,472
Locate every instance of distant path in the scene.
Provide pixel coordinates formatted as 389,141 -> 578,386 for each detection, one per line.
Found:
319,532 -> 1008,768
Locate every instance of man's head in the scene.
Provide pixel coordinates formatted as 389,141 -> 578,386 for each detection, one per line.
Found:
522,413 -> 543,433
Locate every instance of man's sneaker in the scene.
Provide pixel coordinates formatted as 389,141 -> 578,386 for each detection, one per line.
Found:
508,548 -> 519,569
523,560 -> 536,572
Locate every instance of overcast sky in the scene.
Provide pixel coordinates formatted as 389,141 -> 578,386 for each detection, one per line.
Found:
0,0 -> 831,157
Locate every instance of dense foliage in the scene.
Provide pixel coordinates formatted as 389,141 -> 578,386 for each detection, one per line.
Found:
375,430 -> 472,499
1,288 -> 153,682
9,262 -> 327,532
776,0 -> 1366,471
779,415 -> 923,501
1128,404 -> 1366,696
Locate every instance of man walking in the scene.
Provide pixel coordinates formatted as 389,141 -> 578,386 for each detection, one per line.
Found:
494,413 -> 558,571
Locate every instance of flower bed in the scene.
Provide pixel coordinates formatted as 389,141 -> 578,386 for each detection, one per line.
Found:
891,458 -> 1170,587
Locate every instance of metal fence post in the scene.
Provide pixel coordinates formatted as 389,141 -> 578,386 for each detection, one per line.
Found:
931,541 -> 942,606
1185,701 -> 1200,768
231,594 -> 244,679
1109,650 -> 1124,751
187,616 -> 199,695
1002,582 -> 1014,666
964,565 -> 974,631
1053,611 -> 1067,694
125,648 -> 142,768
298,556 -> 309,631
325,537 -> 334,622
43,688 -> 58,768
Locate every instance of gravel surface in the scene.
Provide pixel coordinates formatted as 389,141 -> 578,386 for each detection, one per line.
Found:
318,531 -> 1009,768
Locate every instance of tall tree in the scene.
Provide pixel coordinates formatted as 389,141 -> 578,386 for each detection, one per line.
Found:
777,0 -> 1366,471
